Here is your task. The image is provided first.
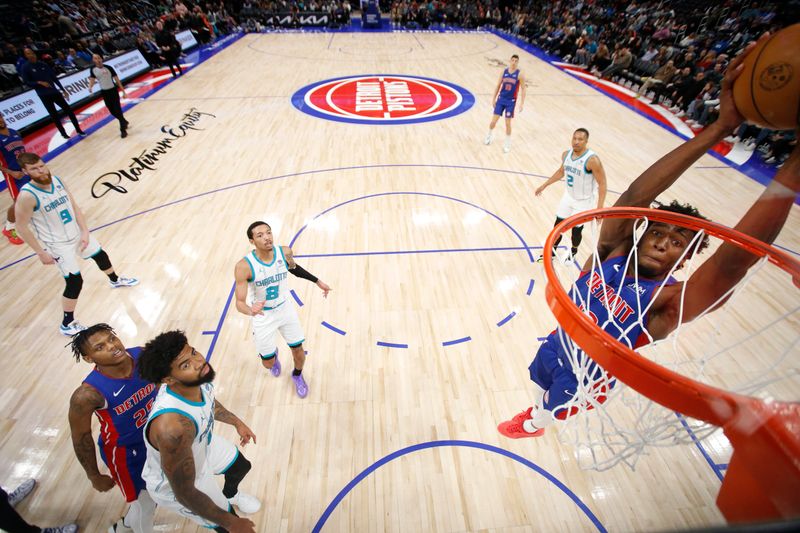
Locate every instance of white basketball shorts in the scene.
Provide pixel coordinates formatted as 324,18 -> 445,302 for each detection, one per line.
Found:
148,435 -> 239,528
555,194 -> 596,221
45,235 -> 102,277
252,300 -> 305,357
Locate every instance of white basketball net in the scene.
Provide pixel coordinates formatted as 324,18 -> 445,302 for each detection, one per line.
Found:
549,214 -> 800,471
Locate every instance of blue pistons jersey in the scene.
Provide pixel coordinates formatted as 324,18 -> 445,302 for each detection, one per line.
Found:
546,255 -> 677,360
83,347 -> 158,448
498,68 -> 521,100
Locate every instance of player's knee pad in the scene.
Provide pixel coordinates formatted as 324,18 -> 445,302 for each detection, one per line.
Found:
91,249 -> 112,271
64,273 -> 83,299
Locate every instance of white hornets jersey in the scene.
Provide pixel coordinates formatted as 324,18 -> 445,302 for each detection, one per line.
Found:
562,149 -> 597,201
19,176 -> 80,243
245,247 -> 289,309
142,383 -> 216,494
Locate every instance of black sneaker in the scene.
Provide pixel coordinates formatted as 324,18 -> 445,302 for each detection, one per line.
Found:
76,129 -> 87,137
121,130 -> 128,138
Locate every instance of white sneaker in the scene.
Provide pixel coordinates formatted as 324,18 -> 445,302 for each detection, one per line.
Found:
110,276 -> 139,288
483,133 -> 493,145
42,526 -> 78,533
60,321 -> 87,336
743,142 -> 756,151
229,491 -> 261,514
8,478 -> 36,506
724,136 -> 738,143
503,140 -> 511,153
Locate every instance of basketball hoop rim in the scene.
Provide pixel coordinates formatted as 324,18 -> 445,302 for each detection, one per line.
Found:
542,206 -> 800,426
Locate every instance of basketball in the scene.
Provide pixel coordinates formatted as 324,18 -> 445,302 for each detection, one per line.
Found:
733,24 -> 800,130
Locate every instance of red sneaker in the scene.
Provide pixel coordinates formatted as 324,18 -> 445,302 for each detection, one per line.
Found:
510,407 -> 533,425
2,228 -> 23,245
497,415 -> 545,439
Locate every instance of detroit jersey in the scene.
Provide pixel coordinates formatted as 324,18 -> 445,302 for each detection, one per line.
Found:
0,128 -> 25,172
19,176 -> 80,243
546,255 -> 676,356
245,247 -> 289,309
498,68 -> 521,100
82,347 -> 157,448
562,148 -> 597,201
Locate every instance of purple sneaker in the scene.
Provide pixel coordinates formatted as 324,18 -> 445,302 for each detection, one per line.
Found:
292,374 -> 308,398
270,353 -> 281,377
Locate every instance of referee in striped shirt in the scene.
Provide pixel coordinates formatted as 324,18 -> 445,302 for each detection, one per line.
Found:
88,54 -> 129,138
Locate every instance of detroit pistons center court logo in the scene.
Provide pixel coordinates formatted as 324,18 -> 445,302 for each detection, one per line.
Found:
291,75 -> 475,125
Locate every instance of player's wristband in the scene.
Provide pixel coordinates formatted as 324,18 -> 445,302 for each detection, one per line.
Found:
289,263 -> 318,283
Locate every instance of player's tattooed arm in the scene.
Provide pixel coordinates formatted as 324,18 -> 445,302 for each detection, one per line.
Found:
282,246 -> 297,269
68,384 -> 116,491
214,400 -> 257,446
156,414 -> 240,528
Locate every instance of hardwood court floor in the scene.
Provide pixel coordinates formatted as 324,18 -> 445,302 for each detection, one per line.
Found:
1,32 -> 798,532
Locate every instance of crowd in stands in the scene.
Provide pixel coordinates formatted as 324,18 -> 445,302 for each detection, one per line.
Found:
0,0 -> 352,98
2,0 -> 797,167
384,0 -> 798,168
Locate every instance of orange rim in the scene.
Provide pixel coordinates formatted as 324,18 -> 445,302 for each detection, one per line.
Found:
542,206 -> 800,426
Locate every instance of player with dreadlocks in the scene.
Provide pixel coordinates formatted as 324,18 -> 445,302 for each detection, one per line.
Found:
67,323 -> 157,532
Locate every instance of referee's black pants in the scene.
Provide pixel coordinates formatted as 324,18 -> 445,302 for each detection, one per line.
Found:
101,88 -> 127,131
39,91 -> 82,137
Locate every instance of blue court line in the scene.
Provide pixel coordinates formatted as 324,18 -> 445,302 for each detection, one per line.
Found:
290,289 -> 304,307
376,341 -> 409,349
2,163 -> 597,273
321,321 -> 347,336
526,279 -> 535,296
675,413 -> 725,482
442,336 -> 471,346
717,463 -> 729,470
537,336 -> 547,342
288,191 -> 538,264
295,245 -> 540,259
312,440 -> 607,533
202,330 -> 215,335
496,311 -> 516,327
204,282 -> 238,362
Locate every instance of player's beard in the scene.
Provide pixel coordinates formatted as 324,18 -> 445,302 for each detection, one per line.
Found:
181,363 -> 216,387
32,171 -> 52,186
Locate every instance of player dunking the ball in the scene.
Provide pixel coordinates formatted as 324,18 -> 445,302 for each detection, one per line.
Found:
534,128 -> 607,263
498,36 -> 800,438
484,54 -> 527,153
68,324 -> 157,533
234,221 -> 331,398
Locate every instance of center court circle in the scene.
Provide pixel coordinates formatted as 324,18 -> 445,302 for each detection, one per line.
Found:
291,74 -> 475,125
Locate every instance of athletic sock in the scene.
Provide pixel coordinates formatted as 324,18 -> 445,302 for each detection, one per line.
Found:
4,221 -> 13,230
107,272 -> 119,282
63,311 -> 74,326
292,368 -> 302,376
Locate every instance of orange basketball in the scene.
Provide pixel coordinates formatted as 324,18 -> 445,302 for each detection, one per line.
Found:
732,24 -> 800,130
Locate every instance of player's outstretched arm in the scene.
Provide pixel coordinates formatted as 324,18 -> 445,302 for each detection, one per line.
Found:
68,384 -> 116,492
213,400 -> 256,446
671,142 -> 800,327
152,413 -> 255,532
595,36 -> 765,260
234,259 -> 264,316
284,246 -> 331,297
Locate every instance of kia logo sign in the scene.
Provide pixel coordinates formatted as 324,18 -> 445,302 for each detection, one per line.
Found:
291,75 -> 474,125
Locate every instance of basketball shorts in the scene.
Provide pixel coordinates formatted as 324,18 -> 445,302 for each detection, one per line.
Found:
44,234 -> 102,277
528,338 -> 578,419
147,435 -> 239,528
3,172 -> 30,200
99,440 -> 147,503
555,193 -> 596,221
493,98 -> 516,118
252,300 -> 305,357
